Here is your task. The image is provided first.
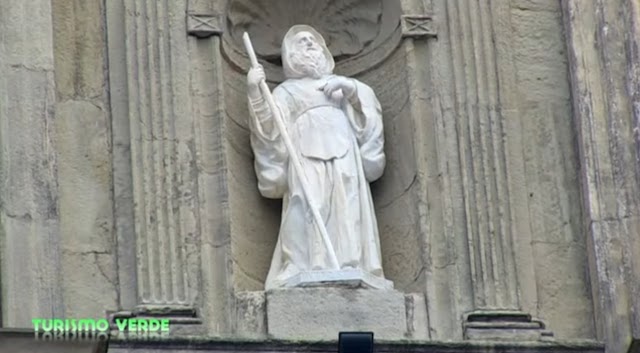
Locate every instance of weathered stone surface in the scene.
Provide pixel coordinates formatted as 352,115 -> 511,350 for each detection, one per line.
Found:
266,288 -> 406,340
52,0 -> 118,318
405,293 -> 429,340
510,0 -> 595,339
562,0 -> 640,352
235,291 -> 267,339
363,45 -> 424,294
0,0 -> 64,327
105,0 -> 138,311
185,0 -> 235,334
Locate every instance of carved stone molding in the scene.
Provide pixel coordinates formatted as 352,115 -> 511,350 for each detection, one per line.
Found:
187,13 -> 223,37
401,14 -> 436,38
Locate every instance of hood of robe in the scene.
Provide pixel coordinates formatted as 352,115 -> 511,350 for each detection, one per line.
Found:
281,25 -> 335,79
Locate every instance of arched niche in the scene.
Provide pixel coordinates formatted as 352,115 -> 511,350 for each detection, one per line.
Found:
220,0 -> 424,293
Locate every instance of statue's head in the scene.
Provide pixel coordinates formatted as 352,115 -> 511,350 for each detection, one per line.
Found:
282,25 -> 334,79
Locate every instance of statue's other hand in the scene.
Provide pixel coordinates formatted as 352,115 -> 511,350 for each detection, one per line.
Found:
247,65 -> 265,93
321,76 -> 356,98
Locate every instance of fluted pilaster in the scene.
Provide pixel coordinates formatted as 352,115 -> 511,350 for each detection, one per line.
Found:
111,0 -> 200,316
428,0 -> 547,340
445,0 -> 518,310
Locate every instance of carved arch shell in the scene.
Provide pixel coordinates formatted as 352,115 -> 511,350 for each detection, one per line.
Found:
222,0 -> 403,80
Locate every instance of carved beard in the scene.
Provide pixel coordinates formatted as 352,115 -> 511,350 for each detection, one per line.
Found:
289,48 -> 327,79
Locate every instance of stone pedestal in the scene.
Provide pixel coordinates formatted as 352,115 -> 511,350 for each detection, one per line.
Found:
266,288 -> 406,341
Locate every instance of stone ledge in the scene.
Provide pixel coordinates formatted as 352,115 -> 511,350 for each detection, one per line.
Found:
0,329 -> 108,353
108,336 -> 605,353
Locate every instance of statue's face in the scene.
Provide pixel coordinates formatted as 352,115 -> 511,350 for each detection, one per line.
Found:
288,31 -> 327,79
292,31 -> 321,54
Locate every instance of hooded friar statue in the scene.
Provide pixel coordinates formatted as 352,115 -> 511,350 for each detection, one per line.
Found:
246,25 -> 390,290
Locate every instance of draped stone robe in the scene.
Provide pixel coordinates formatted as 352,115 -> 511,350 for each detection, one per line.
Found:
248,75 -> 386,290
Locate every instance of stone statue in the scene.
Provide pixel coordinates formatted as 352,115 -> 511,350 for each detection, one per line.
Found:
246,25 -> 390,290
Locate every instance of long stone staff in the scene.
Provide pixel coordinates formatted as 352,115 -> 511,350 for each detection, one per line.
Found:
243,32 -> 340,270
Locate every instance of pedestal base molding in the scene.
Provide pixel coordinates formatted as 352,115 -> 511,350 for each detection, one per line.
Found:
463,311 -> 553,341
